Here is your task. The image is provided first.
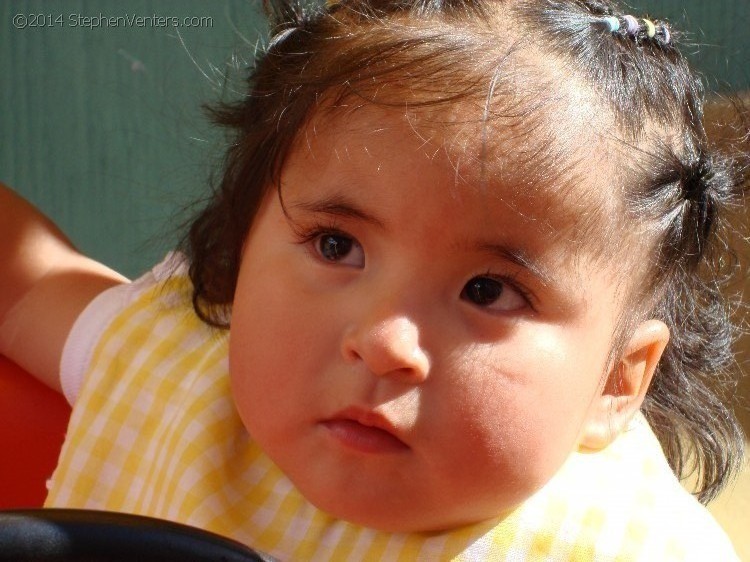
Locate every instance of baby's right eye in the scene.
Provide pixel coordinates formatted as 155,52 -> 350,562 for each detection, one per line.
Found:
313,232 -> 365,267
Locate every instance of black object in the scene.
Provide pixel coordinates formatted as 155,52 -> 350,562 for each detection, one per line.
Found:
0,509 -> 276,561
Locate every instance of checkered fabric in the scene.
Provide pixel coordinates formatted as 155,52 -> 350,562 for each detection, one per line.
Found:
46,258 -> 738,561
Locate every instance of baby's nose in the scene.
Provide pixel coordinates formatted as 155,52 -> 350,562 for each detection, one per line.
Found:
341,315 -> 430,383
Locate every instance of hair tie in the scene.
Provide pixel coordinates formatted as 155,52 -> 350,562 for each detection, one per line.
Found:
622,15 -> 640,36
661,24 -> 671,44
643,19 -> 656,39
602,16 -> 620,33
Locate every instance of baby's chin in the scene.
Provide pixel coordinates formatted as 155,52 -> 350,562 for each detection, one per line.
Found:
256,436 -> 560,533
310,493 -> 518,534
284,465 -> 527,533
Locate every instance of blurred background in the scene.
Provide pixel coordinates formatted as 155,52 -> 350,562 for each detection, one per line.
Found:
2,0 -> 265,277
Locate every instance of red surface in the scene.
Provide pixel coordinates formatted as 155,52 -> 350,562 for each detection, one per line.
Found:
0,355 -> 71,508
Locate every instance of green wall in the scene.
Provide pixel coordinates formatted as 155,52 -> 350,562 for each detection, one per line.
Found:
2,0 -> 264,277
639,0 -> 749,91
2,1 -> 747,277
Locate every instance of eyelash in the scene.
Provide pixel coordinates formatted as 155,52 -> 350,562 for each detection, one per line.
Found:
291,220 -> 348,246
473,269 -> 536,310
290,221 -> 536,310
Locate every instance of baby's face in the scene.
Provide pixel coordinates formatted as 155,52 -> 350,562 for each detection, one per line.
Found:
229,105 -> 624,532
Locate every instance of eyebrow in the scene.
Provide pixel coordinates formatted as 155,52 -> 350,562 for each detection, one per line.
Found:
286,194 -> 560,288
473,242 -> 557,288
286,195 -> 386,229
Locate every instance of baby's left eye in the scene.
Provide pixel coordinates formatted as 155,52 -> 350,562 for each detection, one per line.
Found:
461,276 -> 527,312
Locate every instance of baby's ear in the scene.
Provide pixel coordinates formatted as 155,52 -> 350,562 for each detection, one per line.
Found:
579,319 -> 670,451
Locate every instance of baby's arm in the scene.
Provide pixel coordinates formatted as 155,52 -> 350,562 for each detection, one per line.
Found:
0,183 -> 128,393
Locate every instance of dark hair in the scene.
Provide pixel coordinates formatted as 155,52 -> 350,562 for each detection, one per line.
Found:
183,0 -> 747,502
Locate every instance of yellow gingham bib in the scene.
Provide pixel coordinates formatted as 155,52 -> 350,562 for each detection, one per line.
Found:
46,257 -> 738,561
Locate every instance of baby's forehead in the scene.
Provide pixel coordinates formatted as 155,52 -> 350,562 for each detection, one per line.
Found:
296,98 -> 624,266
477,121 -> 620,253
407,105 -> 620,249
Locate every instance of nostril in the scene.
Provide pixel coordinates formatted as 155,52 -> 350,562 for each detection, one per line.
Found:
343,345 -> 362,364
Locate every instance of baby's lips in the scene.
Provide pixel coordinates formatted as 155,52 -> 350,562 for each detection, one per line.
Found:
320,406 -> 410,453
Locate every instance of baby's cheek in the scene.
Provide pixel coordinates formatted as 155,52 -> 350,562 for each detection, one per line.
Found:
430,414 -> 552,514
228,305 -> 281,435
445,359 -> 582,498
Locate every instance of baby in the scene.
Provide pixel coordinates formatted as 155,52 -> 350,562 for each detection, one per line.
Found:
1,0 -> 746,559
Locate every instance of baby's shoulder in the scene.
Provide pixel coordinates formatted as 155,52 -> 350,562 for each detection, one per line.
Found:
592,418 -> 738,560
639,472 -> 736,558
60,252 -> 203,403
529,417 -> 739,560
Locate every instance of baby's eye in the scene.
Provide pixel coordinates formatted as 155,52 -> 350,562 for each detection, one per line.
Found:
314,233 -> 365,267
461,276 -> 527,312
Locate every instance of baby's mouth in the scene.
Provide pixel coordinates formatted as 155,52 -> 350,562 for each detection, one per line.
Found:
320,407 -> 409,454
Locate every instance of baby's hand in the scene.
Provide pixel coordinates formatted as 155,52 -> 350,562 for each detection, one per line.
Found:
0,184 -> 127,392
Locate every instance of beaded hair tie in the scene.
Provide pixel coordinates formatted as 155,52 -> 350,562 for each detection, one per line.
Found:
600,14 -> 671,45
